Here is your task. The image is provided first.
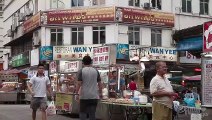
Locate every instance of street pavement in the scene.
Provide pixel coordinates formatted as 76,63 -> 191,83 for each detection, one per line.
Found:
0,104 -> 79,120
0,104 -> 190,120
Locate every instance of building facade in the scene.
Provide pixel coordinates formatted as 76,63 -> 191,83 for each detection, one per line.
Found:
0,0 -> 4,66
1,0 -> 212,70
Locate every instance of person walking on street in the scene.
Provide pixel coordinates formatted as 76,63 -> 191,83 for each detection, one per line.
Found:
27,63 -> 53,120
150,61 -> 178,120
75,56 -> 103,120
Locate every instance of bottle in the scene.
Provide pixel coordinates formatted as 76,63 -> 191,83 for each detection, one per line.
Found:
135,100 -> 139,105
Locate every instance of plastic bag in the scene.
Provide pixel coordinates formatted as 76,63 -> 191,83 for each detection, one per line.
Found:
46,101 -> 56,116
184,93 -> 196,107
184,97 -> 196,107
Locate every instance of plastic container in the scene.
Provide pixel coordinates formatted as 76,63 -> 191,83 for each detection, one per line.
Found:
139,95 -> 147,104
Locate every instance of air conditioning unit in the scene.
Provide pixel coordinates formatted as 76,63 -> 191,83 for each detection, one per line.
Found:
32,37 -> 41,46
25,8 -> 33,16
171,40 -> 177,46
11,24 -> 17,31
33,31 -> 41,46
143,3 -> 151,9
11,17 -> 18,32
7,29 -> 13,37
18,13 -> 25,22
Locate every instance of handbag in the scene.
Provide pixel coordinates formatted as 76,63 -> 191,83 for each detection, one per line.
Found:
46,101 -> 56,116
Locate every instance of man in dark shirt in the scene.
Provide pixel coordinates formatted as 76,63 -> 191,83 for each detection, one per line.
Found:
76,56 -> 103,120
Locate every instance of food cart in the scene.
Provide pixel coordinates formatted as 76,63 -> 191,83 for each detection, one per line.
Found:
53,60 -> 81,114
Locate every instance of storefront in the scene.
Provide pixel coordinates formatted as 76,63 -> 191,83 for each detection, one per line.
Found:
0,51 -> 30,103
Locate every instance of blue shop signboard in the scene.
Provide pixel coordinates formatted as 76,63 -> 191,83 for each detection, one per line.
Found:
116,44 -> 129,60
40,46 -> 53,61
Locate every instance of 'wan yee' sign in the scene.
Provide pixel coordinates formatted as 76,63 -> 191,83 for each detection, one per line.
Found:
53,45 -> 101,60
130,46 -> 177,62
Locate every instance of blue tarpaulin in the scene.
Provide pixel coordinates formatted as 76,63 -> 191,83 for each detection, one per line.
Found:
176,37 -> 202,51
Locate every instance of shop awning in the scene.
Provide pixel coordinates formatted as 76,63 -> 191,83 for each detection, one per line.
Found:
183,75 -> 201,81
4,32 -> 33,46
176,37 -> 202,51
0,69 -> 22,74
168,76 -> 182,81
168,75 -> 201,81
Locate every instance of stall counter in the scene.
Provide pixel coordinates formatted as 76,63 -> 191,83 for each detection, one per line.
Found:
0,92 -> 18,103
55,92 -> 79,114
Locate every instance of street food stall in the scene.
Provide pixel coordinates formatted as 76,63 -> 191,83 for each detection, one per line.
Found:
50,45 -> 102,114
0,73 -> 19,103
52,60 -> 81,114
92,45 -> 153,120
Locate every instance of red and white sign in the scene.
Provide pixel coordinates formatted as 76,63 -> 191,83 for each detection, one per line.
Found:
93,46 -> 110,65
202,59 -> 212,105
203,21 -> 212,52
49,61 -> 57,74
59,61 -> 81,73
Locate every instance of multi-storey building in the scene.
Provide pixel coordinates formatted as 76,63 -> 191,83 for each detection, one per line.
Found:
1,0 -> 212,87
0,0 -> 11,70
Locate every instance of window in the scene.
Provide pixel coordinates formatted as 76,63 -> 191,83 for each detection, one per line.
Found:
93,0 -> 105,5
93,26 -> 105,44
51,0 -> 65,9
128,27 -> 140,45
72,27 -> 84,45
151,0 -> 161,10
200,0 -> 209,15
182,0 -> 192,13
129,0 -> 140,7
151,29 -> 161,46
23,40 -> 32,52
50,28 -> 63,46
72,0 -> 84,7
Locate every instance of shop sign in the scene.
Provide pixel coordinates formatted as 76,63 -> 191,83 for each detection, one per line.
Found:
110,65 -> 125,72
11,51 -> 30,67
203,21 -> 212,52
49,61 -> 57,74
59,61 -> 81,73
118,7 -> 174,27
23,12 -> 41,33
40,46 -> 53,61
202,58 -> 212,105
129,45 -> 177,62
93,46 -> 110,65
53,45 -> 101,60
116,44 -> 129,60
180,51 -> 201,64
47,7 -> 115,25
